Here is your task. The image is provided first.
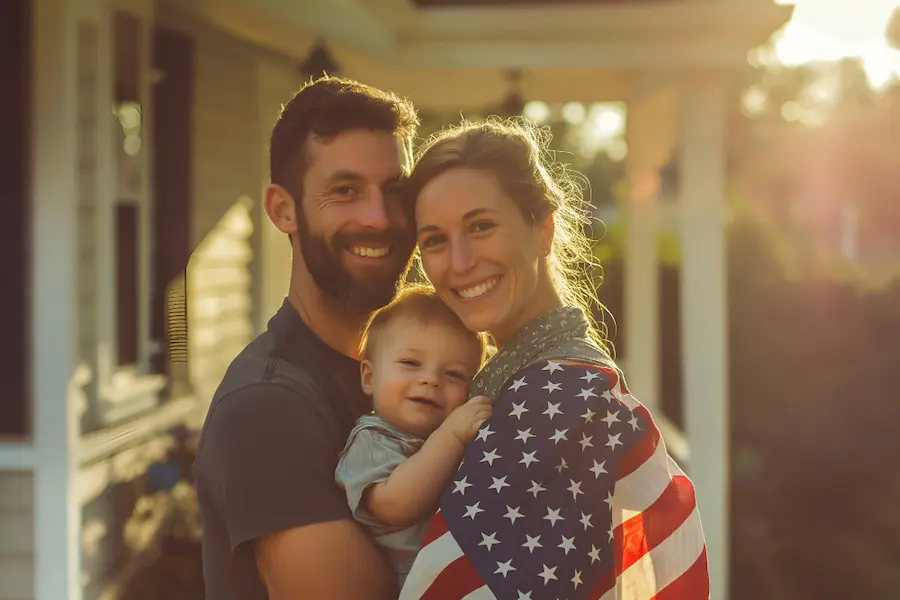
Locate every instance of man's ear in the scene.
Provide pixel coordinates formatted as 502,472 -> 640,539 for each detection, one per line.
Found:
264,184 -> 299,235
360,359 -> 375,396
536,212 -> 555,258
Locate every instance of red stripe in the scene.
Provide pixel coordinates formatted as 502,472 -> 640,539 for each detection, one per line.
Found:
586,567 -> 617,600
616,406 -> 660,479
652,547 -> 710,600
421,511 -> 449,547
419,555 -> 485,600
616,475 -> 697,572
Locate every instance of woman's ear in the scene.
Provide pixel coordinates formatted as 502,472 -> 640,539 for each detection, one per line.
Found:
536,213 -> 555,257
360,359 -> 375,396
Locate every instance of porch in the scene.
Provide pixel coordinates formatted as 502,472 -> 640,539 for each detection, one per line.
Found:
0,1 -> 792,599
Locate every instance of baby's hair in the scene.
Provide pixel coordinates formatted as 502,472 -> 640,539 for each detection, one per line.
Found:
359,284 -> 487,367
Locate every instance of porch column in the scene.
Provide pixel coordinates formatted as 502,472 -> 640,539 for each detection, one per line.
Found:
678,74 -> 729,599
622,86 -> 676,411
32,0 -> 82,598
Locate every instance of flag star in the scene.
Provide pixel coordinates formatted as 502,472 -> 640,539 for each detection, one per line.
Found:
527,480 -> 547,497
516,592 -> 532,600
515,428 -> 536,443
479,532 -> 500,552
542,380 -> 562,394
602,389 -> 616,402
606,433 -> 623,450
543,360 -> 564,374
609,525 -> 615,541
520,450 -> 539,468
578,433 -> 593,451
543,402 -> 563,419
464,502 -> 483,519
523,534 -> 543,553
602,410 -> 620,427
629,412 -> 642,431
579,512 -> 593,530
567,479 -> 584,501
489,476 -> 510,493
509,377 -> 528,391
581,370 -> 601,382
558,535 -> 576,555
495,559 -> 515,578
581,408 -> 595,423
571,570 -> 583,589
550,429 -> 569,444
510,401 -> 529,419
475,425 -> 495,442
588,545 -> 602,564
604,492 -> 614,508
589,460 -> 608,479
504,505 -> 525,524
538,564 -> 558,584
544,507 -> 564,527
481,448 -> 502,465
453,476 -> 473,495
576,388 -> 598,401
556,457 -> 569,473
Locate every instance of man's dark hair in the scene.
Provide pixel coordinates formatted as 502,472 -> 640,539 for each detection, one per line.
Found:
269,76 -> 419,199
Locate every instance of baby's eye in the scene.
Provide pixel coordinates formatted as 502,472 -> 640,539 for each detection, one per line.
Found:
446,370 -> 469,381
399,359 -> 420,367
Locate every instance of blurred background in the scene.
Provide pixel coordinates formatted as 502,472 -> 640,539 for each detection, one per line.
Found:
1,0 -> 899,599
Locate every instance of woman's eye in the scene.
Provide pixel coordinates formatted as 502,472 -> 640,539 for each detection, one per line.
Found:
470,220 -> 496,233
419,234 -> 446,249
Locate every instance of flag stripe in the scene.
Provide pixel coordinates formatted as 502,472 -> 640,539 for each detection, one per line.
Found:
613,438 -> 672,527
419,555 -> 485,600
652,547 -> 710,600
618,474 -> 696,572
461,586 -> 497,600
616,407 -> 661,479
399,530 -> 464,600
422,511 -> 450,546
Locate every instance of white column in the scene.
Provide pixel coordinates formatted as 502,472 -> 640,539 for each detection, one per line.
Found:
31,0 -> 82,599
678,74 -> 729,599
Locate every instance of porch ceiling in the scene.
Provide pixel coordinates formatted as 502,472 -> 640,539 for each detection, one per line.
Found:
186,0 -> 792,68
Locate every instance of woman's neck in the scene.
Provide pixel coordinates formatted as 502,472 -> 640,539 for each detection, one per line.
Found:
490,285 -> 564,347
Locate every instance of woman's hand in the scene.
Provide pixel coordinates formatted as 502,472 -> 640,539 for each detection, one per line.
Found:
440,395 -> 493,445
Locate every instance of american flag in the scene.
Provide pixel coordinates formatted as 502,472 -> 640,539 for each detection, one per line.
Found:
400,359 -> 709,600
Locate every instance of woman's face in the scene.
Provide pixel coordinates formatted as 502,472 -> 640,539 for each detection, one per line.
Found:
415,167 -> 559,344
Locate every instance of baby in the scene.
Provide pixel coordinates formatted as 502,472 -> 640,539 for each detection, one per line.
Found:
335,286 -> 491,587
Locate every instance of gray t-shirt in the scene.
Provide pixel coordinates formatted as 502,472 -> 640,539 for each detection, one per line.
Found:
335,414 -> 428,586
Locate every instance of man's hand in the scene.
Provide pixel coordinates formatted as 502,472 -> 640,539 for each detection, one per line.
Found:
256,519 -> 397,600
440,395 -> 493,445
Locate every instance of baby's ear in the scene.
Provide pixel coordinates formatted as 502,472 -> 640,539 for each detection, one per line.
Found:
360,359 -> 375,396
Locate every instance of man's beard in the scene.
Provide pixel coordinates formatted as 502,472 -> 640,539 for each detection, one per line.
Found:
297,213 -> 416,314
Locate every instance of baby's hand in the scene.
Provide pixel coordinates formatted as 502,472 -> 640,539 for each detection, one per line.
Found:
442,396 -> 493,445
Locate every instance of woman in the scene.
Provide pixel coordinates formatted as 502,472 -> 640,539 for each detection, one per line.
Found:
399,120 -> 709,600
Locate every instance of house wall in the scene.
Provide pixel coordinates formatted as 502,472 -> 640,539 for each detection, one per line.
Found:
0,472 -> 33,600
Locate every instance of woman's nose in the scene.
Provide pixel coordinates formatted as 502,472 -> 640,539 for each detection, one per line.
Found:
449,237 -> 476,273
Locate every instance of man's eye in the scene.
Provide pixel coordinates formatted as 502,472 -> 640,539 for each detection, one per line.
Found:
332,185 -> 358,198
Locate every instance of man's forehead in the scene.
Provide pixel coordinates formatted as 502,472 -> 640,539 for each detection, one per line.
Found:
305,130 -> 408,179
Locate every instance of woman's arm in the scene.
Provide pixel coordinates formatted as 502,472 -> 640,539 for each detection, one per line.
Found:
365,396 -> 492,528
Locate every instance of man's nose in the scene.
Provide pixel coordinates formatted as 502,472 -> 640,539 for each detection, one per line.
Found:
356,189 -> 391,230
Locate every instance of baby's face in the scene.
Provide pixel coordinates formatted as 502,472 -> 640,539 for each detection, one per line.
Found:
361,317 -> 481,438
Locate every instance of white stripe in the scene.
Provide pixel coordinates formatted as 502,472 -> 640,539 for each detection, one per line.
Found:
612,437 -> 672,527
399,529 -> 465,600
462,585 -> 498,599
616,507 -> 707,600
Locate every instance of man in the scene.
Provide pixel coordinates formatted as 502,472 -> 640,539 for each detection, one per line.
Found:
194,77 -> 420,600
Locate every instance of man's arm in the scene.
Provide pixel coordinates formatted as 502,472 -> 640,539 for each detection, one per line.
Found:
256,520 -> 397,600
365,396 -> 492,528
203,383 -> 396,599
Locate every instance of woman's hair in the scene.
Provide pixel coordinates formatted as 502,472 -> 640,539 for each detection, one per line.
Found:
406,118 -> 607,348
359,284 -> 488,365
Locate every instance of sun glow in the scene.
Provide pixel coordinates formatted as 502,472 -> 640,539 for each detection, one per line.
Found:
771,0 -> 900,89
